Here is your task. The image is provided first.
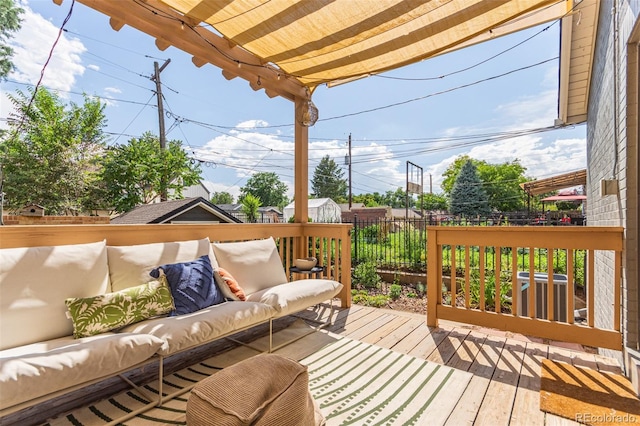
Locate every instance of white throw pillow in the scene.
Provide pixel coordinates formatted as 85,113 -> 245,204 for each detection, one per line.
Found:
0,240 -> 110,350
212,237 -> 288,296
107,237 -> 217,292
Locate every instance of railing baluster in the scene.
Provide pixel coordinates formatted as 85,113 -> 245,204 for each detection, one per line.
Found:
547,247 -> 554,321
465,245 -> 471,309
479,246 -> 485,312
495,246 -> 501,313
567,249 -> 574,324
451,245 -> 457,308
588,249 -> 595,328
511,247 -> 518,316
528,248 -> 535,319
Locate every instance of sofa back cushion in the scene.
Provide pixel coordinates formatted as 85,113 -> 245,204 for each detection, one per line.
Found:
108,237 -> 216,292
0,240 -> 110,350
211,237 -> 288,296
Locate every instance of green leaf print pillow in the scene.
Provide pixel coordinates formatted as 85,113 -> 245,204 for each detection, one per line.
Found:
65,276 -> 174,338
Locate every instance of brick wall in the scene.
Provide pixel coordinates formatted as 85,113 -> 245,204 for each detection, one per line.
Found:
587,2 -> 639,363
2,216 -> 110,225
341,207 -> 391,223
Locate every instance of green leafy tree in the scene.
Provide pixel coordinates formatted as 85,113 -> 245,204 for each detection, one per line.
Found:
100,132 -> 201,213
211,191 -> 233,204
449,160 -> 491,217
239,171 -> 288,207
442,155 -> 528,211
417,193 -> 448,210
0,0 -> 23,80
311,155 -> 347,201
0,87 -> 107,214
241,193 -> 261,223
381,187 -> 414,208
352,193 -> 379,207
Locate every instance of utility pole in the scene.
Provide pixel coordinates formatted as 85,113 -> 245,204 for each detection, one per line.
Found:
151,59 -> 171,201
348,133 -> 352,209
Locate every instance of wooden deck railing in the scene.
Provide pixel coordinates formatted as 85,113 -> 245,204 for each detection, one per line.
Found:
426,226 -> 623,350
0,223 -> 352,307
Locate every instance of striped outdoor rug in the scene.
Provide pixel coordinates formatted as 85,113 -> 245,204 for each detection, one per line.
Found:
44,332 -> 472,425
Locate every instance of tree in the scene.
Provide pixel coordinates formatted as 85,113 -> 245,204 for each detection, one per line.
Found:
311,155 -> 347,201
381,187 -> 413,208
239,172 -> 288,207
211,191 -> 234,204
442,155 -> 528,211
352,193 -> 379,207
0,87 -> 107,214
100,132 -> 201,213
449,160 -> 491,217
417,193 -> 448,210
241,193 -> 261,223
0,0 -> 23,80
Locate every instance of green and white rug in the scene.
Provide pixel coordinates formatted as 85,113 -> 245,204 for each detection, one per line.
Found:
44,329 -> 472,426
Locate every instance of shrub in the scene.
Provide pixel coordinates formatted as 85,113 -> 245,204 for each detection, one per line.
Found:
389,284 -> 402,300
353,261 -> 381,289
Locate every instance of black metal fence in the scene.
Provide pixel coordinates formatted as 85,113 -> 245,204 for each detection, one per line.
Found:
347,215 -> 586,279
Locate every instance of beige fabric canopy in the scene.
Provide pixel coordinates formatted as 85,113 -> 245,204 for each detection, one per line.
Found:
70,0 -> 572,100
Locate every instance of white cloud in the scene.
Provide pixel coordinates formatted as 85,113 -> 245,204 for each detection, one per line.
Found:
104,87 -> 121,94
8,5 -> 86,94
87,64 -> 100,71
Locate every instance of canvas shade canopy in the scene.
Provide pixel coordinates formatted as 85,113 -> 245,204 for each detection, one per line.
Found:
65,0 -> 574,99
57,0 -> 577,221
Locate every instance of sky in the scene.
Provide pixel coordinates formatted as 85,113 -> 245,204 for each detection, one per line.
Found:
1,0 -> 587,202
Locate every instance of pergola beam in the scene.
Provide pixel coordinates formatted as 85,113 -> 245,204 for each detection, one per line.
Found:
69,0 -> 306,102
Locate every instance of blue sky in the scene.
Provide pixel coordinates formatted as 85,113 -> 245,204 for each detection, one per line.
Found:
2,0 -> 586,201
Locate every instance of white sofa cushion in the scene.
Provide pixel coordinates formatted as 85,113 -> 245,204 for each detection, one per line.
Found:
119,301 -> 275,356
246,279 -> 343,317
0,240 -> 110,351
211,238 -> 288,296
108,237 -> 217,292
0,333 -> 164,410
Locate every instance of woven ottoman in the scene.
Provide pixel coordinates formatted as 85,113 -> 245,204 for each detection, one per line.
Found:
186,353 -> 324,425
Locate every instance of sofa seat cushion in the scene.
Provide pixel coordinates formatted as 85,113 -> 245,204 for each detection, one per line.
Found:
246,279 -> 343,317
0,333 -> 164,410
118,301 -> 275,356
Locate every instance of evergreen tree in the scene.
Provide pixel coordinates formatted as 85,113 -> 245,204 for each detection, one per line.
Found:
449,160 -> 491,217
311,155 -> 347,201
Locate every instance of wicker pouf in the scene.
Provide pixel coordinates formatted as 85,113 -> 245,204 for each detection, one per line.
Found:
186,353 -> 324,426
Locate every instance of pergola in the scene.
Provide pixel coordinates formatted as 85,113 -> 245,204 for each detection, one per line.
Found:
54,0 -> 593,221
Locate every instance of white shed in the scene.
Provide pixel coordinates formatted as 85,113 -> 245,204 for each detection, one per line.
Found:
283,198 -> 342,223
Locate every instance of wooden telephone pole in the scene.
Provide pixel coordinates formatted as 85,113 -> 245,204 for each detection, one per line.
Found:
151,59 -> 171,201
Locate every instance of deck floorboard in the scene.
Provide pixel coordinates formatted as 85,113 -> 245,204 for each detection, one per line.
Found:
6,302 -> 625,426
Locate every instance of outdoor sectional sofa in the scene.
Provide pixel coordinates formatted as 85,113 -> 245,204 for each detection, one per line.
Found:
0,236 -> 343,424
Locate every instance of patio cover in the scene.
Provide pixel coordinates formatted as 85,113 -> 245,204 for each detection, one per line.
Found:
68,0 -> 572,99
541,194 -> 586,202
520,169 -> 587,196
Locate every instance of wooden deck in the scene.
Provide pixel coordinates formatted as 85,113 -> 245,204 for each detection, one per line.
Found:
298,302 -> 624,426
5,303 -> 624,426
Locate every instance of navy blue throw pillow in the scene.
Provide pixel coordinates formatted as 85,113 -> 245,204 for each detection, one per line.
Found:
150,255 -> 224,316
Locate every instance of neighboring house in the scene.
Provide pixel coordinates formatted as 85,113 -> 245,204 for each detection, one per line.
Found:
181,181 -> 216,200
561,2 -> 639,390
283,198 -> 342,223
110,197 -> 241,224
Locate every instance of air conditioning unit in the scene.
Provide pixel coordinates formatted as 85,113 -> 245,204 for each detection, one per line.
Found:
517,272 -> 568,322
